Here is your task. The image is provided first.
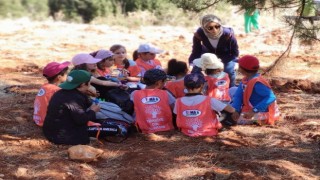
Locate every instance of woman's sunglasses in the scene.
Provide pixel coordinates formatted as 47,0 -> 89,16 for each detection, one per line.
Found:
206,25 -> 221,31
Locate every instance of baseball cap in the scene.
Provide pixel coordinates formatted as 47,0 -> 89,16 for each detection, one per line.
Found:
59,70 -> 91,90
43,61 -> 70,78
238,55 -> 260,71
143,69 -> 167,86
184,73 -> 206,89
94,50 -> 114,59
72,53 -> 102,66
137,43 -> 163,54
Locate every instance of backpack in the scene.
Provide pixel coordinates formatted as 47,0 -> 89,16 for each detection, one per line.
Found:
91,77 -> 134,115
96,101 -> 134,124
106,88 -> 134,115
88,118 -> 135,143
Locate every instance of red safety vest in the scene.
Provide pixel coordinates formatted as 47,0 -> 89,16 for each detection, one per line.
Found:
136,58 -> 162,71
176,97 -> 221,137
165,79 -> 185,98
97,68 -> 112,77
242,75 -> 280,125
33,83 -> 60,126
205,73 -> 231,102
133,89 -> 173,133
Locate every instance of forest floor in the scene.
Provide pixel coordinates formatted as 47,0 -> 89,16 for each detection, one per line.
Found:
0,18 -> 319,179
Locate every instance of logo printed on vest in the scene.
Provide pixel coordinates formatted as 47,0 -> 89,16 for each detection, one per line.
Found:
215,80 -> 227,86
141,96 -> 160,104
182,110 -> 201,117
37,88 -> 45,96
186,118 -> 202,131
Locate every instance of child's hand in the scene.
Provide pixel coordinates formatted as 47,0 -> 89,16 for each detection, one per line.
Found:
90,104 -> 101,112
121,69 -> 129,77
243,111 -> 255,119
231,111 -> 240,121
86,85 -> 98,97
119,84 -> 128,90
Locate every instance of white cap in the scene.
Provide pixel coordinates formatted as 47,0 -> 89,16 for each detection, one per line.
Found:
137,43 -> 163,54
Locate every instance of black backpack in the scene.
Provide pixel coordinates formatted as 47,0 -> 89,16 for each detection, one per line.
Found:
92,77 -> 134,115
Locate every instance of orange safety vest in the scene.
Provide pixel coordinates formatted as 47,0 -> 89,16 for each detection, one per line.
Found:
116,64 -> 141,77
176,97 -> 221,137
135,58 -> 162,72
133,89 -> 173,133
205,73 -> 231,102
165,79 -> 185,98
242,75 -> 280,125
97,68 -> 112,77
33,83 -> 60,126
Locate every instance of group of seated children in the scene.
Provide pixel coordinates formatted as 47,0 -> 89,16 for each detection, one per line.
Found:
34,43 -> 280,145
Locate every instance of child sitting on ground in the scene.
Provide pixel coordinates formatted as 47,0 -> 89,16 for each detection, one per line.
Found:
130,69 -> 176,133
90,49 -> 114,77
71,53 -> 126,89
165,58 -> 189,98
194,53 -> 231,103
110,44 -> 141,82
43,70 -> 101,145
174,73 -> 235,137
231,55 -> 280,125
33,61 -> 70,126
135,43 -> 163,76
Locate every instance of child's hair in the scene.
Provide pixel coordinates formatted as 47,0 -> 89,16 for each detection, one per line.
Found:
143,69 -> 167,86
184,73 -> 206,90
167,59 -> 188,77
204,69 -> 221,75
89,50 -> 98,57
96,58 -> 112,71
73,64 -> 88,71
110,44 -> 130,69
240,67 -> 259,74
132,50 -> 139,61
75,81 -> 90,89
45,67 -> 69,83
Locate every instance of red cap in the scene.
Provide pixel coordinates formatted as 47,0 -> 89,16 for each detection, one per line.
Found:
238,55 -> 260,70
43,61 -> 70,78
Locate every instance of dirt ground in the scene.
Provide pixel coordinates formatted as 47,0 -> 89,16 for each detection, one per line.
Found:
0,18 -> 320,180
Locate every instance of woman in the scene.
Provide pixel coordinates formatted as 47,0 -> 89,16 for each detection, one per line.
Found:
189,14 -> 239,87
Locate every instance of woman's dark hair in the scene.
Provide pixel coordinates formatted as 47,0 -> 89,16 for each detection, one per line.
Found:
45,67 -> 69,83
110,44 -> 130,69
167,59 -> 188,76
